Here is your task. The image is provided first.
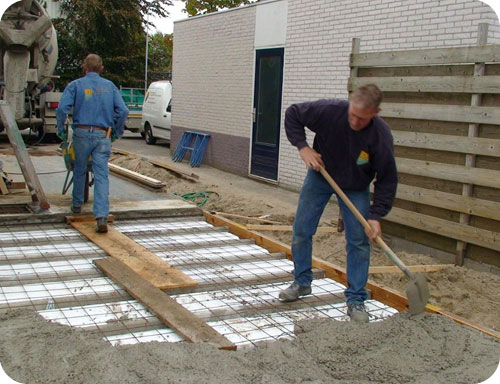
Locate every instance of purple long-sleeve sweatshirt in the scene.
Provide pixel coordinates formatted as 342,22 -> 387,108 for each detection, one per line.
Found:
285,99 -> 397,220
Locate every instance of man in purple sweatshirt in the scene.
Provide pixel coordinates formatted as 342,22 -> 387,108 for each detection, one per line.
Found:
280,84 -> 397,322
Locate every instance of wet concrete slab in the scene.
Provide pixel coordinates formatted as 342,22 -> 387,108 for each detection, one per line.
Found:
0,153 -> 199,223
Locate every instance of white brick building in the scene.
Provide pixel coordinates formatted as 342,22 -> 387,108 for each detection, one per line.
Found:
172,0 -> 500,190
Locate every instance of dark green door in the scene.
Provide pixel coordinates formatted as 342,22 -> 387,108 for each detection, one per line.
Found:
250,48 -> 284,180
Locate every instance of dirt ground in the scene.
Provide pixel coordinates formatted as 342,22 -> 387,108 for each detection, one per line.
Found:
1,148 -> 499,383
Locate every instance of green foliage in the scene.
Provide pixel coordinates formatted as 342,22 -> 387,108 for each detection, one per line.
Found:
182,0 -> 259,16
148,32 -> 173,72
54,0 -> 172,89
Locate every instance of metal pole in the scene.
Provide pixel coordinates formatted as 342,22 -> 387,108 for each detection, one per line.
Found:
145,11 -> 149,92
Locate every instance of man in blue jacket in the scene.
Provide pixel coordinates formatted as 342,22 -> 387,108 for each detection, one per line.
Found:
280,84 -> 397,322
56,54 -> 129,233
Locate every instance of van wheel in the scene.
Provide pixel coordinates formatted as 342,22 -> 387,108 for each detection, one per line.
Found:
144,123 -> 156,145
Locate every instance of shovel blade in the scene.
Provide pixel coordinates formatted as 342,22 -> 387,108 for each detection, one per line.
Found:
405,273 -> 430,316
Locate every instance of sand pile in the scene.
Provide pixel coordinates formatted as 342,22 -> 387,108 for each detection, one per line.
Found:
0,309 -> 498,384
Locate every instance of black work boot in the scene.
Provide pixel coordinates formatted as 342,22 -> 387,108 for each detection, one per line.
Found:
71,205 -> 81,214
96,217 -> 108,233
347,302 -> 369,323
278,282 -> 312,302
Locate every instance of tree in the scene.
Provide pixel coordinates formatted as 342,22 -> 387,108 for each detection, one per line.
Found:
148,32 -> 173,81
181,0 -> 259,16
53,0 -> 172,88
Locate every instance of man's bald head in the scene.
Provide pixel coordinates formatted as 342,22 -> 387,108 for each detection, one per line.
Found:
83,54 -> 103,74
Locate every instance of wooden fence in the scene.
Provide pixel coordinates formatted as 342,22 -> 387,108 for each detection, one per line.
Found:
349,24 -> 500,267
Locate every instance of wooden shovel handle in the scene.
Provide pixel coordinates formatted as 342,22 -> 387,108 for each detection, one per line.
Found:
318,166 -> 413,278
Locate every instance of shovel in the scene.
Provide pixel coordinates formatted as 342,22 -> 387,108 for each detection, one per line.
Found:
319,166 -> 429,315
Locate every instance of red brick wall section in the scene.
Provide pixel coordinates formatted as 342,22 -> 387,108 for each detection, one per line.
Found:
171,126 -> 250,176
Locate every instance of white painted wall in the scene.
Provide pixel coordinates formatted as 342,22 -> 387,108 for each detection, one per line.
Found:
173,6 -> 256,139
255,1 -> 288,48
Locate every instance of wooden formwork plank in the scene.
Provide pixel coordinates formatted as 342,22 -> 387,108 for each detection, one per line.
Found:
392,130 -> 500,157
71,221 -> 198,290
396,157 -> 500,190
111,148 -> 199,181
349,75 -> 500,94
94,257 -> 236,350
369,264 -> 454,274
108,163 -> 166,189
202,211 -> 500,339
66,215 -> 115,223
246,224 -> 337,233
202,211 -> 292,257
424,305 -> 500,340
382,103 -> 500,126
373,184 -> 500,222
211,211 -> 283,224
350,44 -> 500,67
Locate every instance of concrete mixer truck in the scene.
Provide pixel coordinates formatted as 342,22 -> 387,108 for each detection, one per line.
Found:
0,0 -> 61,140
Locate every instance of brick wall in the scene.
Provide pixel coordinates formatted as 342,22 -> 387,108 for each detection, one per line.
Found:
171,125 -> 250,175
279,0 -> 500,190
172,0 -> 500,189
172,7 -> 256,171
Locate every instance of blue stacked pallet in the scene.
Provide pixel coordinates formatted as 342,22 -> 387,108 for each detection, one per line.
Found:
172,131 -> 211,167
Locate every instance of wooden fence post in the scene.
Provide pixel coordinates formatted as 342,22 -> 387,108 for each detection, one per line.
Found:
455,23 -> 489,266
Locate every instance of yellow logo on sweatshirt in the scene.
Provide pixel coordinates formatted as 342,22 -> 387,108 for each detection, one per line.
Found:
84,89 -> 93,100
356,150 -> 369,165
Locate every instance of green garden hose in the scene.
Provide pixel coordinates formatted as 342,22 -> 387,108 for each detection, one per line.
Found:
174,191 -> 220,207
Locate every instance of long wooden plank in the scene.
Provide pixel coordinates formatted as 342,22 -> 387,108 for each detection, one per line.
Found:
66,215 -> 115,223
382,103 -> 500,126
94,257 -> 235,350
385,207 -> 500,252
349,75 -> 500,94
369,264 -> 454,274
0,102 -> 49,209
396,157 -> 500,189
424,304 -> 500,340
211,211 -> 283,224
71,221 -> 198,289
246,224 -> 337,233
111,148 -> 199,180
392,130 -> 500,157
108,163 -> 166,188
388,183 -> 500,222
350,44 -> 500,67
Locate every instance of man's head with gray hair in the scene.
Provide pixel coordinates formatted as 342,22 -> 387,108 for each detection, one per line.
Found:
83,54 -> 103,74
348,84 -> 383,131
351,84 -> 383,110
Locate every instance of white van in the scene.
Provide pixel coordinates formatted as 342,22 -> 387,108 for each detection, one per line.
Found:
140,81 -> 172,145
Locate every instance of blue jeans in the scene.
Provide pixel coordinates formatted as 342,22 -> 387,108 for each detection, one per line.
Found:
72,128 -> 111,219
292,169 -> 371,305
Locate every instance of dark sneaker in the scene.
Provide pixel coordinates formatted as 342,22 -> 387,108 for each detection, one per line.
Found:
347,303 -> 369,323
96,217 -> 108,233
279,282 -> 312,302
71,205 -> 81,214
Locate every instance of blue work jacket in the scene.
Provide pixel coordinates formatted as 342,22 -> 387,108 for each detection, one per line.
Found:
56,72 -> 129,137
